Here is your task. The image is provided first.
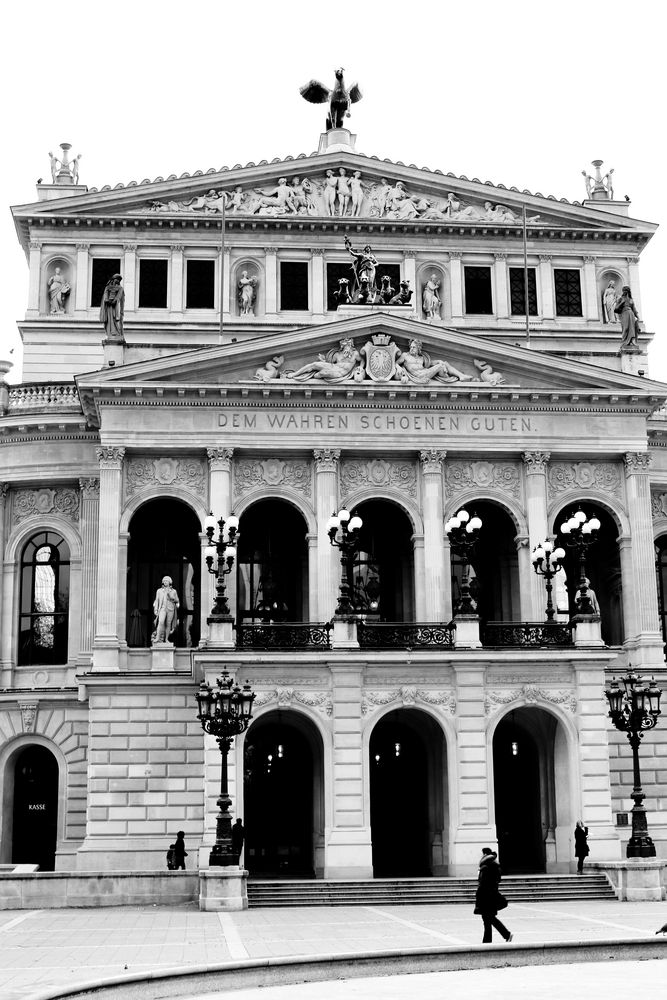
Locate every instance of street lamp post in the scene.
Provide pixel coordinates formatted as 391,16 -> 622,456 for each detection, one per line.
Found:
196,671 -> 255,866
559,508 -> 600,616
531,540 -> 566,621
605,668 -> 662,858
204,512 -> 239,617
445,509 -> 482,615
327,508 -> 363,615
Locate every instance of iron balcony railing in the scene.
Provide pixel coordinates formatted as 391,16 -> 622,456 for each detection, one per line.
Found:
235,622 -> 332,650
480,621 -> 574,648
357,621 -> 456,650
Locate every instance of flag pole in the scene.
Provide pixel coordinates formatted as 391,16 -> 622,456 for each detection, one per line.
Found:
522,205 -> 530,349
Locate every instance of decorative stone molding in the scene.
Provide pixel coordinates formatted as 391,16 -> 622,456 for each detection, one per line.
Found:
341,458 -> 417,499
547,461 -> 623,498
514,534 -> 529,550
12,487 -> 80,524
207,447 -> 233,472
311,248 -> 325,256
313,448 -> 340,473
253,687 -> 332,717
651,492 -> 667,520
445,461 -> 521,500
1,483 -> 9,500
233,458 -> 311,498
29,240 -> 42,250
125,456 -> 205,496
263,247 -> 277,255
18,702 -> 38,733
362,686 -> 456,716
583,256 -> 596,263
79,477 -> 100,498
223,246 -> 232,256
539,254 -> 552,262
170,244 -> 185,252
494,253 -> 507,260
96,446 -> 125,468
625,256 -> 640,265
624,452 -> 651,475
485,684 -> 576,715
420,450 -> 446,475
76,242 -> 90,251
522,451 -> 550,475
450,251 -> 463,259
404,250 -> 417,258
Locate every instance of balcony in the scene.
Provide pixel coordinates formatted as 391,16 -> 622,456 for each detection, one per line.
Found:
480,622 -> 574,648
234,622 -> 332,650
7,383 -> 81,413
357,621 -> 456,650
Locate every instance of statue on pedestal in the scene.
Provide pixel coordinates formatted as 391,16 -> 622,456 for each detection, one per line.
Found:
602,280 -> 619,324
422,274 -> 441,319
344,236 -> 378,301
100,274 -> 125,341
615,285 -> 641,352
299,68 -> 362,130
152,576 -> 180,644
48,267 -> 70,314
238,271 -> 258,315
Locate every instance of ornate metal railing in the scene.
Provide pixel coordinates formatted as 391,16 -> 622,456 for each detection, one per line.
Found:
480,622 -> 574,647
8,383 -> 80,412
235,622 -> 332,650
357,621 -> 456,650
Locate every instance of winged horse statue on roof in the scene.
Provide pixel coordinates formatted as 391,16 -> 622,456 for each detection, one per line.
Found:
299,69 -> 363,131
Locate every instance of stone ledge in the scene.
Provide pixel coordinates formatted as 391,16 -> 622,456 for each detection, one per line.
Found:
587,859 -> 667,901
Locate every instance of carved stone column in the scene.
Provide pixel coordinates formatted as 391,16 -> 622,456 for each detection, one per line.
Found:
617,534 -> 636,642
122,243 -> 137,312
582,256 -> 599,320
314,449 -> 341,621
449,252 -> 464,321
538,255 -> 555,320
412,533 -> 425,620
311,248 -> 325,315
623,453 -> 663,667
626,257 -> 642,316
515,534 -> 533,621
523,451 -> 551,620
222,247 -> 231,317
79,478 -> 100,656
420,450 -> 446,622
74,243 -> 90,313
0,484 -> 10,685
403,250 -> 416,305
170,245 -> 184,314
28,241 -> 41,314
264,248 -> 277,316
206,449 -> 234,631
307,532 -> 319,620
93,447 -> 125,669
493,254 -> 509,319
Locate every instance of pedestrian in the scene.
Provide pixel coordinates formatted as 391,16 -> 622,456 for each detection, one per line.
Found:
166,843 -> 176,870
232,818 -> 245,864
574,820 -> 589,874
474,847 -> 513,944
173,830 -> 188,871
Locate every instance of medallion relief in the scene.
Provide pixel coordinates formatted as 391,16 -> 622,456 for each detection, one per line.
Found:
125,456 -> 206,497
547,461 -> 623,499
12,487 -> 80,524
340,459 -> 417,500
445,461 -> 521,500
233,458 -> 312,499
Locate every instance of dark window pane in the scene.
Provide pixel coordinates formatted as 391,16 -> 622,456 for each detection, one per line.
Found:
509,267 -> 538,315
280,262 -> 309,311
186,260 -> 215,309
90,259 -> 121,307
554,269 -> 582,316
139,259 -> 168,308
19,533 -> 69,666
464,266 -> 493,314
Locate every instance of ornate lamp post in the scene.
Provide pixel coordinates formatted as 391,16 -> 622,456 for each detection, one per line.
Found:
445,509 -> 482,615
196,671 -> 255,866
327,508 -> 363,615
531,540 -> 566,621
559,508 -> 600,616
204,512 -> 239,617
605,667 -> 662,857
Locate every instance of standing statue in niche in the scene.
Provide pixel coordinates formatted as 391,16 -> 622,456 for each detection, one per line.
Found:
47,267 -> 71,314
422,274 -> 441,320
99,274 -> 125,341
602,280 -> 619,324
152,576 -> 180,644
614,285 -> 641,352
238,270 -> 258,316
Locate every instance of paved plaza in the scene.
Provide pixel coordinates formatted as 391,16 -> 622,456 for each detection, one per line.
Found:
1,899 -> 666,1000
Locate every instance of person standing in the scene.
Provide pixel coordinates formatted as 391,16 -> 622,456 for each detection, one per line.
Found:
474,847 -> 513,944
574,820 -> 589,874
232,818 -> 245,865
173,830 -> 188,871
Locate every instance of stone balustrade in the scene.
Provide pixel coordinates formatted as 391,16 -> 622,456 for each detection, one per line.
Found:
8,383 -> 80,412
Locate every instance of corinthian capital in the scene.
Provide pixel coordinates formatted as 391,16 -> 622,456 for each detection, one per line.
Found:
207,447 -> 234,471
420,449 -> 446,474
96,446 -> 125,468
522,451 -> 550,474
313,448 -> 340,472
624,451 -> 651,475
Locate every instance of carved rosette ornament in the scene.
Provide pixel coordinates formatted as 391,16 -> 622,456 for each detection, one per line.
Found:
252,687 -> 332,717
362,686 -> 456,716
207,448 -> 234,472
485,684 -> 576,716
233,458 -> 312,499
547,461 -> 623,499
12,487 -> 80,524
340,459 -> 417,500
420,450 -> 446,476
522,451 -> 550,475
445,461 -> 521,500
96,446 -> 125,468
624,452 -> 651,475
125,456 -> 206,496
314,449 -> 340,473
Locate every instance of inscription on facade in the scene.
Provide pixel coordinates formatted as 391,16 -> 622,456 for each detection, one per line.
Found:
219,410 -> 534,435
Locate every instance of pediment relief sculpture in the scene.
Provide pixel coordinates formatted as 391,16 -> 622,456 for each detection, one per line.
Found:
252,335 -> 505,386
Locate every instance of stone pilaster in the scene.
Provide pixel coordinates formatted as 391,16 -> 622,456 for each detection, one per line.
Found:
626,257 -> 642,316
449,252 -> 463,321
420,450 -> 446,622
206,449 -> 234,631
582,256 -> 599,320
222,247 -> 231,317
623,452 -> 663,668
493,254 -> 509,318
78,478 -> 100,657
538,255 -> 555,319
74,244 -> 90,313
264,248 -> 277,316
522,451 -> 551,619
169,245 -> 184,314
28,241 -> 41,315
314,449 -> 341,621
311,248 -> 325,315
403,250 -> 416,306
93,447 -> 125,670
122,244 -> 137,312
0,484 -> 10,685
412,533 -> 425,620
307,532 -> 319,620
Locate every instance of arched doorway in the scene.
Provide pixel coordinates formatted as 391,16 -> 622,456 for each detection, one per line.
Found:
369,709 -> 447,876
237,500 -> 308,622
243,712 -> 324,877
492,707 -> 572,874
353,500 -> 415,619
452,500 -> 519,621
11,745 -> 59,871
126,498 -> 201,647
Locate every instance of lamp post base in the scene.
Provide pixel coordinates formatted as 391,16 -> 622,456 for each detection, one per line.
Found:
199,868 -> 248,911
627,837 -> 656,859
209,845 -> 241,867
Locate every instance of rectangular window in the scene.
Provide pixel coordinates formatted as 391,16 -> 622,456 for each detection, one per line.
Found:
554,269 -> 582,316
138,259 -> 168,308
186,259 -> 215,309
509,267 -> 538,315
90,258 -> 121,307
464,266 -> 493,314
280,261 -> 309,311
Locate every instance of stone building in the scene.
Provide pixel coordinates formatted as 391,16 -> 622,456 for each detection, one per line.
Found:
2,129 -> 666,879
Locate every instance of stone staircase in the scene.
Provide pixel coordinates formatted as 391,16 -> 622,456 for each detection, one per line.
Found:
247,873 -> 615,907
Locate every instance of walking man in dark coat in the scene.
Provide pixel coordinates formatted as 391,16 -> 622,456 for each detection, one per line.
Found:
574,820 -> 589,874
474,847 -> 513,943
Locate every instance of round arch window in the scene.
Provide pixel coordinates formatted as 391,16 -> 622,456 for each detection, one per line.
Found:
19,532 -> 70,665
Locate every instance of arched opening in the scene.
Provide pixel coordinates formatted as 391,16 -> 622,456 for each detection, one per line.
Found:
237,499 -> 308,622
451,501 -> 519,621
126,498 -> 201,647
369,709 -> 447,876
243,712 -> 324,877
11,745 -> 59,871
19,531 -> 70,665
353,500 -> 415,620
492,707 -> 572,874
553,503 -> 623,645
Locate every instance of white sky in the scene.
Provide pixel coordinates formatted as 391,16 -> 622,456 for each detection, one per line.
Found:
2,0 -> 665,382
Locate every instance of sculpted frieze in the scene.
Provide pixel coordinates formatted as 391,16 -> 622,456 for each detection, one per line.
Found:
547,462 -> 623,499
340,459 -> 417,500
125,456 -> 206,497
12,487 -> 80,524
485,684 -> 576,715
445,461 -> 521,500
651,492 -> 667,520
233,458 -> 312,499
362,686 -> 456,716
252,687 -> 332,716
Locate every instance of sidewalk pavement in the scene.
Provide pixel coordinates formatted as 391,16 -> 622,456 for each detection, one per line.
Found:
1,898 -> 666,1000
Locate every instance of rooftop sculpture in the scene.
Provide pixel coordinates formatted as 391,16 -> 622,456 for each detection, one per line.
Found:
300,69 -> 362,131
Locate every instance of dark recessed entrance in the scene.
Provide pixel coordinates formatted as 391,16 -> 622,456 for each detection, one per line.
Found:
492,715 -> 543,873
12,745 -> 59,871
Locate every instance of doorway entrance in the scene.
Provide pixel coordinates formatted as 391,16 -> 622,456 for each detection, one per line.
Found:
11,745 -> 59,870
